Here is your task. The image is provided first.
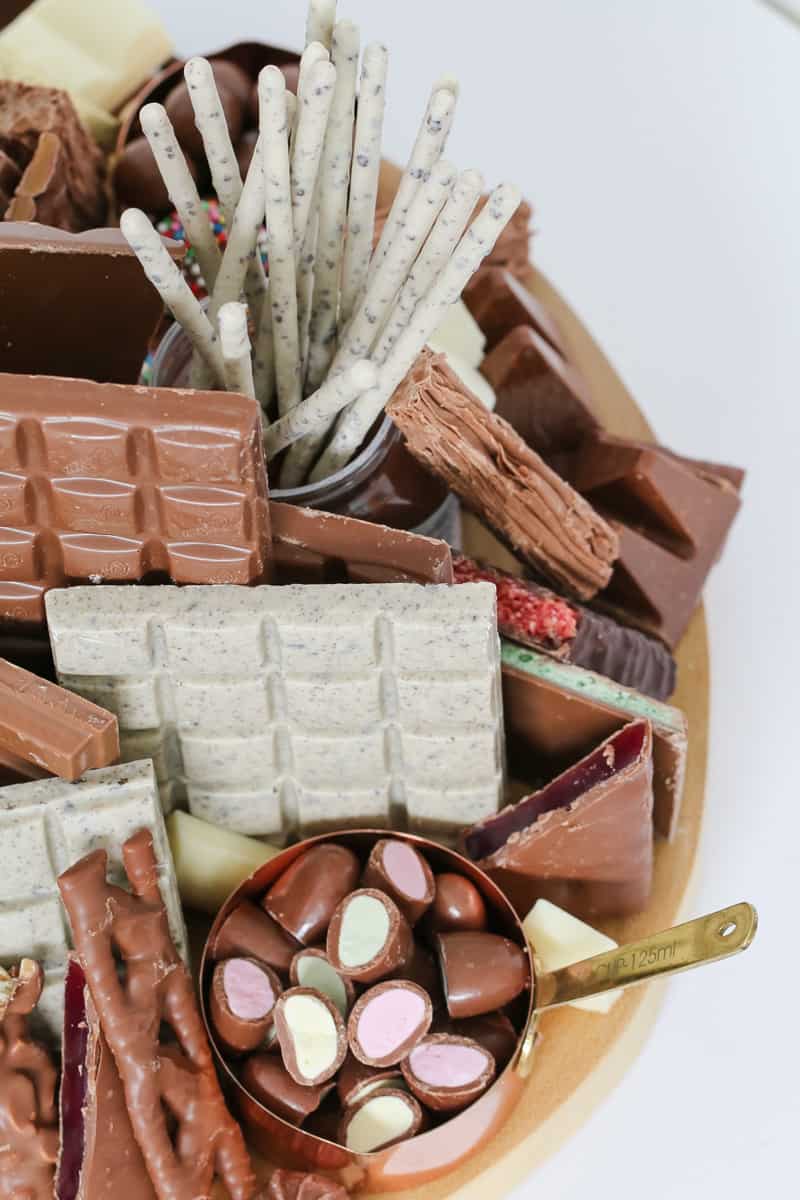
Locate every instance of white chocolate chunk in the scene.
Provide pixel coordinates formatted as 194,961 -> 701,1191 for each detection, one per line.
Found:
429,298 -> 486,369
284,993 -> 339,1079
345,1095 -> 415,1153
523,899 -> 621,1014
296,956 -> 348,1015
166,811 -> 280,915
338,894 -> 390,966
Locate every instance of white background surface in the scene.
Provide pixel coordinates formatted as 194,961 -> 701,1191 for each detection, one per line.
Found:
151,0 -> 797,1194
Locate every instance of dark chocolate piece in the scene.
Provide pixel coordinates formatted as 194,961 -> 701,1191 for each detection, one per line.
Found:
210,957 -> 282,1056
452,1011 -> 518,1070
336,1053 -> 404,1108
209,901 -> 299,976
465,721 -> 654,920
326,889 -> 413,984
361,839 -> 435,925
453,554 -> 676,701
290,948 -> 355,1017
463,266 -> 565,355
337,1089 -> 423,1154
388,350 -> 618,600
0,657 -> 119,781
435,931 -> 529,1019
425,872 -> 488,936
0,224 -> 184,383
264,1168 -> 348,1200
263,845 -> 360,946
240,1055 -> 332,1127
57,830 -> 255,1200
401,1034 -> 495,1112
273,988 -> 347,1087
347,980 -> 433,1068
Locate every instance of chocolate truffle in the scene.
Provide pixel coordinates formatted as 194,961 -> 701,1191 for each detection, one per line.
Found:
264,845 -> 360,946
273,988 -> 347,1087
426,874 -> 488,935
401,1034 -> 496,1112
361,839 -> 435,925
209,957 -> 282,1055
347,980 -> 432,1068
436,931 -> 529,1019
326,889 -> 413,984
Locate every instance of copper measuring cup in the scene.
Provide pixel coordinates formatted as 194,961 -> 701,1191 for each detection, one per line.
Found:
200,830 -> 756,1193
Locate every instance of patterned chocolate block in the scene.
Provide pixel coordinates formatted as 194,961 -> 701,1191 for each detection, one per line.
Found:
0,372 -> 271,632
0,760 -> 186,1042
46,583 -> 505,842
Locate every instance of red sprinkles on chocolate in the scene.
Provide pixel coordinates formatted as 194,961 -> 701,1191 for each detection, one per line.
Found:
452,555 -> 578,647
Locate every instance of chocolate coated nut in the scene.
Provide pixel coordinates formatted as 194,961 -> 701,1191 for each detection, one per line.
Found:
436,931 -> 529,1019
114,136 -> 179,214
361,839 -> 435,925
164,75 -> 245,161
290,948 -> 355,1017
273,988 -> 347,1086
336,1052 -> 403,1108
264,844 -> 360,946
347,980 -> 432,1068
338,1089 -> 423,1154
426,873 -> 488,936
327,889 -> 413,984
209,900 -> 299,975
240,1054 -> 332,1126
401,1033 -> 495,1112
210,957 -> 282,1055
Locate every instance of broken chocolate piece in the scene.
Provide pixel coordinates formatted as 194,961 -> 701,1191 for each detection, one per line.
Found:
464,720 -> 654,920
361,839 -> 435,926
290,949 -> 355,1017
210,957 -> 282,1056
338,1089 -> 423,1154
388,351 -> 618,599
326,889 -> 413,984
401,1034 -> 495,1112
424,873 -> 488,936
273,988 -> 347,1087
347,980 -> 433,1068
57,830 -> 256,1200
240,1055 -> 332,1127
264,1168 -> 348,1200
463,266 -> 565,354
264,845 -> 361,946
435,931 -> 529,1019
336,1054 -> 404,1108
209,901 -> 299,977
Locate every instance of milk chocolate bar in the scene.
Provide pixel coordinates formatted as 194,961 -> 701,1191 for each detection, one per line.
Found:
464,721 -> 654,919
0,224 -> 184,383
501,639 -> 687,839
463,266 -> 565,355
58,830 -> 256,1200
388,351 -> 618,600
0,760 -> 187,1043
0,960 -> 58,1200
453,554 -> 676,700
0,656 -> 118,780
565,433 -> 743,648
0,372 -> 271,632
47,582 -> 505,841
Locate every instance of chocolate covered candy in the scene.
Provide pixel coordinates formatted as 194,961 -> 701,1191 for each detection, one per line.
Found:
290,949 -> 355,1017
452,1011 -> 518,1069
266,1168 -> 347,1200
401,1034 -> 496,1112
361,839 -> 435,925
327,889 -> 413,984
425,873 -> 488,935
114,134 -> 197,212
400,941 -> 443,1008
210,901 -> 299,976
436,932 -> 529,1019
347,980 -> 432,1068
240,1054 -> 332,1127
338,1089 -> 423,1154
265,845 -> 360,945
273,988 -> 347,1087
210,957 -> 283,1055
336,1053 -> 404,1108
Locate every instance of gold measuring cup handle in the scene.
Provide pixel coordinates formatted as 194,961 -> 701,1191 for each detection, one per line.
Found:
533,901 -> 758,1013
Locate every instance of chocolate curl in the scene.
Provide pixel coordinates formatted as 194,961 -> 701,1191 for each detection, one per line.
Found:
0,960 -> 59,1200
58,830 -> 256,1200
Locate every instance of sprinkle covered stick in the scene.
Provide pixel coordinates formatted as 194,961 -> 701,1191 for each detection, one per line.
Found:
265,360 -> 378,462
290,59 -> 337,260
304,19 -> 361,394
376,167 -> 484,363
306,0 -> 337,50
258,67 -> 302,416
310,181 -> 521,481
339,41 -> 389,324
219,302 -> 256,400
121,208 -> 226,387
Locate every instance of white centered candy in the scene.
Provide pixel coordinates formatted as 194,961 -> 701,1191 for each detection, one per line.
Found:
338,895 -> 390,966
345,1094 -> 415,1153
283,993 -> 338,1079
297,955 -> 348,1015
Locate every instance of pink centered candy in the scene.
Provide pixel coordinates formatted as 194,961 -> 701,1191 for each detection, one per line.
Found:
223,958 -> 275,1020
382,841 -> 427,900
357,988 -> 427,1060
409,1042 -> 488,1088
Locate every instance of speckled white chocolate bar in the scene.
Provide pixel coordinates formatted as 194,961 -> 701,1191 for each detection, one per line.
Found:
0,760 -> 187,1043
46,583 -> 505,845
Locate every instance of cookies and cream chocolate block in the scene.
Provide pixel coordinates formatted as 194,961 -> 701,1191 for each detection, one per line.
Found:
46,583 -> 505,842
0,760 -> 186,1043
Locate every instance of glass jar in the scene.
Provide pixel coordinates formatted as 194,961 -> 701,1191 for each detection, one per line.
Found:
151,320 -> 461,545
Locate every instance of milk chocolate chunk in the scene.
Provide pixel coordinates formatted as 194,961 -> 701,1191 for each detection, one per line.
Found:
336,1054 -> 404,1108
436,932 -> 529,1019
425,873 -> 488,936
0,225 -> 184,383
58,958 -> 156,1200
338,1089 -> 423,1154
210,901 -> 299,976
361,840 -> 435,926
388,351 -> 618,600
290,949 -> 355,1017
0,959 -> 58,1200
454,554 -> 676,701
453,1012 -> 518,1069
264,845 -> 360,946
347,980 -> 433,1068
58,830 -> 256,1200
210,957 -> 283,1056
327,889 -> 413,984
265,1168 -> 348,1200
466,721 -> 654,920
273,988 -> 347,1087
463,266 -> 565,355
401,1034 -> 495,1112
240,1055 -> 332,1127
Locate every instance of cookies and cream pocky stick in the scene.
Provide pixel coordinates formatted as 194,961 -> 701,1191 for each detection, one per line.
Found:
290,57 -> 336,260
219,301 -> 256,401
264,359 -> 377,461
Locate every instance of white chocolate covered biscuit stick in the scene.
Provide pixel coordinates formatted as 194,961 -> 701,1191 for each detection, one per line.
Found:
265,360 -> 377,461
219,302 -> 256,400
208,134 -> 267,322
305,0 -> 337,50
291,58 -> 336,260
